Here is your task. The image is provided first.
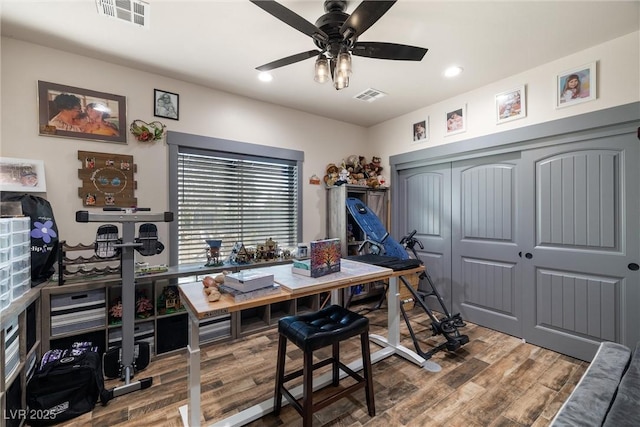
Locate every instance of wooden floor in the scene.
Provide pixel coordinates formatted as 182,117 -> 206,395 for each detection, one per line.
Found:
62,302 -> 588,427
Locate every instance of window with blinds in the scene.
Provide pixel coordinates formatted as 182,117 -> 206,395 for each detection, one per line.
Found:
177,150 -> 299,265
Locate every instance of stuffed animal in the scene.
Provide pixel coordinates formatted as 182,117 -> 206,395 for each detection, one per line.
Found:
369,156 -> 383,176
324,163 -> 340,186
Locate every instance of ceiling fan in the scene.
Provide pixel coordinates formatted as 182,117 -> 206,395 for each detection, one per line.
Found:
250,0 -> 428,90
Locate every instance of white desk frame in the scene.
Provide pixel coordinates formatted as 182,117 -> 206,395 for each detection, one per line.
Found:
178,260 -> 436,427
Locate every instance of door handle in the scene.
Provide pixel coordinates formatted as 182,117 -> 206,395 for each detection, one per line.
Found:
525,253 -> 533,259
629,263 -> 639,271
518,251 -> 522,258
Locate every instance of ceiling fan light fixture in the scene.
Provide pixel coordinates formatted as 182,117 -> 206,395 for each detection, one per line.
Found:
334,68 -> 349,90
336,51 -> 352,76
314,56 -> 330,83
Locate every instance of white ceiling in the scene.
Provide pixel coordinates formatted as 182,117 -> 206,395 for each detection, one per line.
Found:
2,0 -> 639,127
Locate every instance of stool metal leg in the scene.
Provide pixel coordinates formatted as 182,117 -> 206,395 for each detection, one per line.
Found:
361,331 -> 376,416
274,334 -> 287,415
303,349 -> 314,427
332,342 -> 340,386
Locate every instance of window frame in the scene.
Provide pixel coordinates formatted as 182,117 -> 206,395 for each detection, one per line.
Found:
167,131 -> 304,266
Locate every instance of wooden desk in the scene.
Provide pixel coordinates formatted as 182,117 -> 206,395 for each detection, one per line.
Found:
178,259 -> 431,427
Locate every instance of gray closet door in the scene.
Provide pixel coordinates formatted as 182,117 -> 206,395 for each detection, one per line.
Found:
397,164 -> 452,310
520,134 -> 640,360
451,153 -> 524,337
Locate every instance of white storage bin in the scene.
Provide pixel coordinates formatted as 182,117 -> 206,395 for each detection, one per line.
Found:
11,230 -> 30,245
0,233 -> 11,249
50,288 -> 106,336
0,277 -> 9,295
11,217 -> 30,232
0,263 -> 10,281
0,291 -> 11,312
11,267 -> 30,288
0,219 -> 10,235
11,243 -> 29,258
11,279 -> 29,301
4,317 -> 20,380
11,254 -> 30,273
199,314 -> 232,343
0,248 -> 10,263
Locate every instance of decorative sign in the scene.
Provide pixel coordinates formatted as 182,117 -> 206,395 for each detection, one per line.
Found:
78,150 -> 137,207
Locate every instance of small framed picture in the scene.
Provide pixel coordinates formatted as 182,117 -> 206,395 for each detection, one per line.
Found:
0,157 -> 47,192
412,118 -> 428,143
154,89 -> 179,120
445,105 -> 466,136
495,85 -> 526,124
556,62 -> 596,108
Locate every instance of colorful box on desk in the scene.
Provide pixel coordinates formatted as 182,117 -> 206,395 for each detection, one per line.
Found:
292,238 -> 341,278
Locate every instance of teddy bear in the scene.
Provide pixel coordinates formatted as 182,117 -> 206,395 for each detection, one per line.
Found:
323,163 -> 340,186
368,156 -> 383,177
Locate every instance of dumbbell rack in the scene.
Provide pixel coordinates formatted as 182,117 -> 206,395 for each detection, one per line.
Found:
75,209 -> 173,399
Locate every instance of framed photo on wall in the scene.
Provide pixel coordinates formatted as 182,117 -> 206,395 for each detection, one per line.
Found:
0,157 -> 47,192
445,105 -> 466,136
412,118 -> 428,143
556,62 -> 597,108
37,81 -> 127,144
495,85 -> 526,124
154,89 -> 179,120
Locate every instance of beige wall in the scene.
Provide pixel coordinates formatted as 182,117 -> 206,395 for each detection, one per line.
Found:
2,31 -> 638,265
369,31 -> 640,176
0,38 -> 368,264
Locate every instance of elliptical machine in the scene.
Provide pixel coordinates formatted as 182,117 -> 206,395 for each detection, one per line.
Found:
76,207 -> 173,399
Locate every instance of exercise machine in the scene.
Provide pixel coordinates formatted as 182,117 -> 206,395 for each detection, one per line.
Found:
76,207 -> 173,398
345,198 -> 468,360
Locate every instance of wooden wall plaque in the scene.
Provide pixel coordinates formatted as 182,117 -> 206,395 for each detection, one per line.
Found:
78,150 -> 137,207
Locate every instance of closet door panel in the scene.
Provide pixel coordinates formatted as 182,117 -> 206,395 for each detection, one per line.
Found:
451,153 -> 523,337
521,134 -> 640,361
397,165 -> 452,310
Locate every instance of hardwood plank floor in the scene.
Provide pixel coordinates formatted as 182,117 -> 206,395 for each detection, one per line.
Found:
61,303 -> 587,426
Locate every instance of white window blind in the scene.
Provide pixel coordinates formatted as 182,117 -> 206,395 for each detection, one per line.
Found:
177,150 -> 299,264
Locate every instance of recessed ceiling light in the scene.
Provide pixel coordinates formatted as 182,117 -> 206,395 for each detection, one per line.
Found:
444,66 -> 463,78
258,72 -> 273,82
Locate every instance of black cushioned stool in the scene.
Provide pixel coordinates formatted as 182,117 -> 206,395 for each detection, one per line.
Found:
274,304 -> 375,427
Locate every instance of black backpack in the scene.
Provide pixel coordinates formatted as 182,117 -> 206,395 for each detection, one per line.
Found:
0,193 -> 59,285
26,351 -> 111,425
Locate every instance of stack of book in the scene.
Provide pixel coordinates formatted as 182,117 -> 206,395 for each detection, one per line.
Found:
219,270 -> 280,302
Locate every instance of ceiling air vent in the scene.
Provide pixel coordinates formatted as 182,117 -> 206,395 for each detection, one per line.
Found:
96,0 -> 150,28
354,88 -> 387,103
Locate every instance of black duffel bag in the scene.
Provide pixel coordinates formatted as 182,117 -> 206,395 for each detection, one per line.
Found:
26,351 -> 111,425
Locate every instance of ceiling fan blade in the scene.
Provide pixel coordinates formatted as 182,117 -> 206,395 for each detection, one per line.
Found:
250,0 -> 328,42
256,50 -> 321,72
340,1 -> 396,38
352,42 -> 428,61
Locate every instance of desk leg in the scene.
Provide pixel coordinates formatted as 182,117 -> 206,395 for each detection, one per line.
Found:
179,307 -> 201,427
369,275 -> 441,372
